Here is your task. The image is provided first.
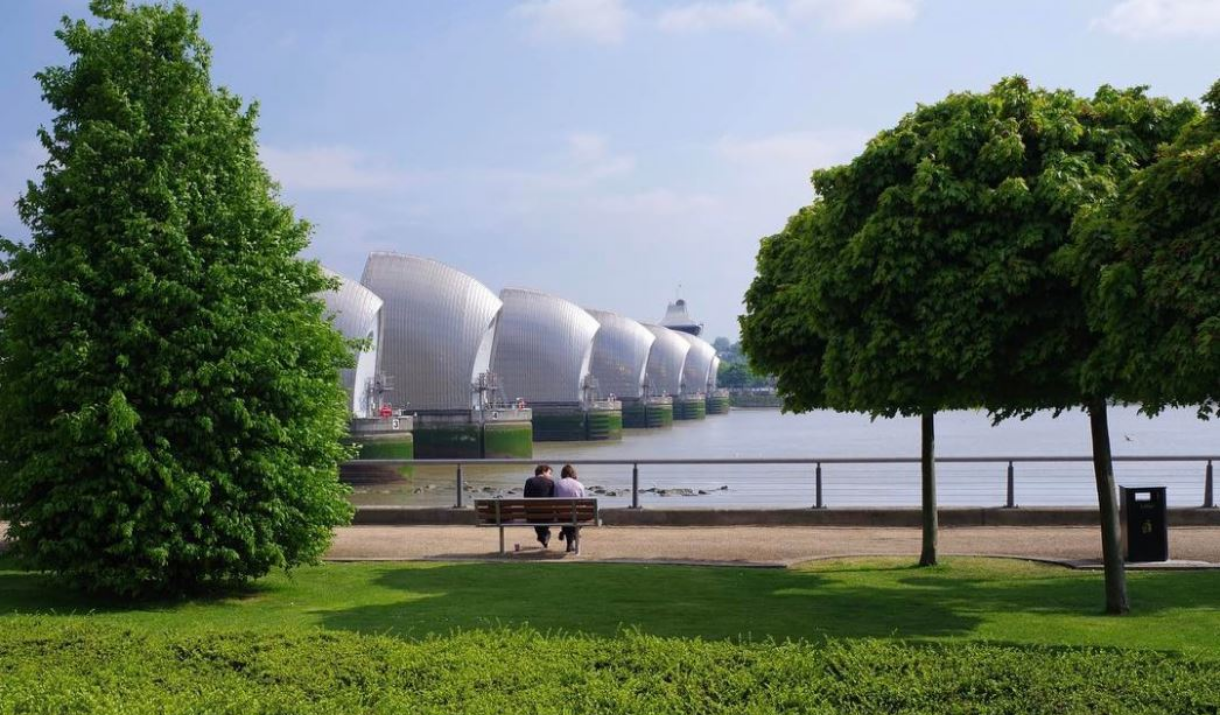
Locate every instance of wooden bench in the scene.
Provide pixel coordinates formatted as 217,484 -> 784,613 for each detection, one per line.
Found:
474,497 -> 600,555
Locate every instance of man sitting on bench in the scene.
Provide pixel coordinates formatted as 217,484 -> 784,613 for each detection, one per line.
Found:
523,463 -> 555,548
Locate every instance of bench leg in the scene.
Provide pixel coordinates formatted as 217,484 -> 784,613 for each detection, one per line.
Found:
573,528 -> 580,556
499,525 -> 505,555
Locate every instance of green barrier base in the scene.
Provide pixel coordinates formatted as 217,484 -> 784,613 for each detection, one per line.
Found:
674,397 -> 707,421
482,421 -> 534,458
533,408 -> 624,442
415,422 -> 533,459
342,432 -> 415,482
585,409 -> 623,441
623,401 -> 674,428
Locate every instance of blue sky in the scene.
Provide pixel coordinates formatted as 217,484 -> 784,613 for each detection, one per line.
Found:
1,0 -> 1217,339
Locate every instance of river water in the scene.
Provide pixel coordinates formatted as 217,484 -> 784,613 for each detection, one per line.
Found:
348,406 -> 1218,509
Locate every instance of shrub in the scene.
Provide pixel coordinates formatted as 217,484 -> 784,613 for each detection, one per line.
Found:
0,620 -> 1216,714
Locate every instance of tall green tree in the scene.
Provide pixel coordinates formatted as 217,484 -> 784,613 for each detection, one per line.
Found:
0,0 -> 354,595
1071,79 -> 1219,419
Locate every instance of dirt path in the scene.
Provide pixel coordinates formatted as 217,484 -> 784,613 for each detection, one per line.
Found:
326,525 -> 1220,567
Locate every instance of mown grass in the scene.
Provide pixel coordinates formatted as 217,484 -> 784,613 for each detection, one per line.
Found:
2,555 -> 1218,656
2,620 -> 1219,714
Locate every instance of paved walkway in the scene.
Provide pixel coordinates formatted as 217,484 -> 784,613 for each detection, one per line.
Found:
6,524 -> 1217,568
326,525 -> 1220,568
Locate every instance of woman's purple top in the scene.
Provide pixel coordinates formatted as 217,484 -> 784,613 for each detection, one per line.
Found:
553,478 -> 586,498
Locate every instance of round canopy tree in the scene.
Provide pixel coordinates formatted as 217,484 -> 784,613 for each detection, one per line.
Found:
1072,79 -> 1219,419
0,0 -> 354,595
745,77 -> 1196,603
810,78 -> 1194,609
741,205 -> 830,415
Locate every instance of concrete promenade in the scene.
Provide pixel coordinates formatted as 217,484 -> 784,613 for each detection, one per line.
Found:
326,525 -> 1220,568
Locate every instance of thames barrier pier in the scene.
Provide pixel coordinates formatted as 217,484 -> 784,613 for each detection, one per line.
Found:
321,252 -> 730,461
491,288 -> 623,442
588,309 -> 673,430
361,253 -> 533,458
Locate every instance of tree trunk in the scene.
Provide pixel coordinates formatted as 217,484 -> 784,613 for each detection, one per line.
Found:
919,410 -> 938,567
1088,398 -> 1130,615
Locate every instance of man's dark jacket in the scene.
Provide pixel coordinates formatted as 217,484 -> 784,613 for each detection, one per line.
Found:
524,475 -> 555,498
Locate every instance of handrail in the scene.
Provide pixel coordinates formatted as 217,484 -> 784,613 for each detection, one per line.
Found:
351,455 -> 1217,465
343,455 -> 1218,510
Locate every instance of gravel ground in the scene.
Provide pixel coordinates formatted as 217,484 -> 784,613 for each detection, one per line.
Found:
325,525 -> 1220,567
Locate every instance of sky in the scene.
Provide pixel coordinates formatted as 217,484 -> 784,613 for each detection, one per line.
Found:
1,0 -> 1218,340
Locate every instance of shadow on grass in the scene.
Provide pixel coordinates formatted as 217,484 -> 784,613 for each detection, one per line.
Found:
313,562 -> 984,640
313,560 -> 1220,642
4,552 -> 1219,646
0,554 -> 270,615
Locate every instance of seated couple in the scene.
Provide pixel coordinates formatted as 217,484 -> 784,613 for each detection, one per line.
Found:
522,463 -> 585,552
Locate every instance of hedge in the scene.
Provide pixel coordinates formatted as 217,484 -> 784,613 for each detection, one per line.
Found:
1,619 -> 1217,714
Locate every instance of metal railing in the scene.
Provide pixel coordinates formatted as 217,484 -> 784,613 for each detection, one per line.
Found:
349,455 -> 1217,510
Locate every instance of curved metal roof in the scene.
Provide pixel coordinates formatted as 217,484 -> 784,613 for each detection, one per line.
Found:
319,268 -> 383,417
361,252 -> 502,412
709,355 -> 721,391
643,324 -> 691,397
491,288 -> 599,405
587,308 -> 655,400
678,332 -> 717,396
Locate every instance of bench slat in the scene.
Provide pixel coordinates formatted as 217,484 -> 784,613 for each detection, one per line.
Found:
474,498 -> 599,526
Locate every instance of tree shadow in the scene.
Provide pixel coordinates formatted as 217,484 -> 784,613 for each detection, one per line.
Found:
314,559 -> 1220,643
0,555 -> 271,615
5,551 -> 1217,649
315,561 -> 983,641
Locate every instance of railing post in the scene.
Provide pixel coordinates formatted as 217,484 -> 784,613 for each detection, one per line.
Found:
1205,460 -> 1215,509
813,462 -> 825,509
1005,461 -> 1016,509
630,463 -> 640,509
454,463 -> 465,509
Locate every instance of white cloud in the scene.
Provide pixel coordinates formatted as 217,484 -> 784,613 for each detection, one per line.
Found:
657,1 -> 785,34
588,188 -> 718,215
260,146 -> 424,192
566,132 -> 612,162
716,130 -> 868,174
565,132 -> 636,178
1091,0 -> 1220,38
467,133 -> 635,203
511,0 -> 632,44
787,0 -> 917,29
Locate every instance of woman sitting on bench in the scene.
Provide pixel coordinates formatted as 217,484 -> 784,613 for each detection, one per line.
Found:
554,464 -> 586,553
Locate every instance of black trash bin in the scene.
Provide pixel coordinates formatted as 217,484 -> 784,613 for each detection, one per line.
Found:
1120,486 -> 1169,562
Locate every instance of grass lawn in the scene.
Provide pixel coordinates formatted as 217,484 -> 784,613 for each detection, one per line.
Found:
4,555 -> 1220,713
2,554 -> 1218,657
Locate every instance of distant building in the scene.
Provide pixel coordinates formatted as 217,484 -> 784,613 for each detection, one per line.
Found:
659,298 -> 702,336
